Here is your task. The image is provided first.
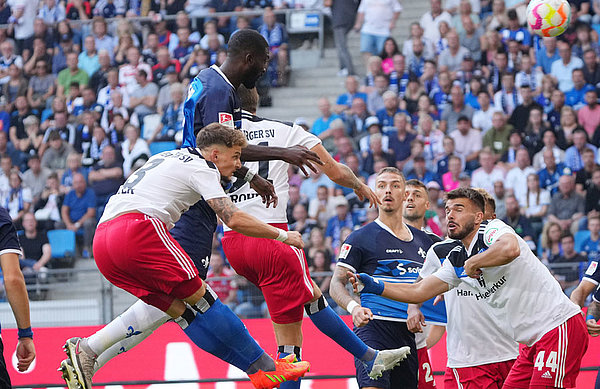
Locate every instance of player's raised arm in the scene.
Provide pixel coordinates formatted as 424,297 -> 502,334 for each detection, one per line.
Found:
206,196 -> 303,249
310,143 -> 380,208
463,233 -> 520,278
348,272 -> 450,304
240,144 -> 324,177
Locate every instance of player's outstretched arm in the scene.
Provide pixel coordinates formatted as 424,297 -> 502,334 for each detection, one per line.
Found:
232,166 -> 278,208
330,265 -> 373,328
206,196 -> 304,249
310,144 -> 380,208
570,279 -> 597,309
348,272 -> 449,304
463,234 -> 520,278
240,144 -> 323,176
1,253 -> 35,372
587,300 -> 600,336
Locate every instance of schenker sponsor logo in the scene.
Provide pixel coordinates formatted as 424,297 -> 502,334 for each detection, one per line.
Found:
474,276 -> 507,301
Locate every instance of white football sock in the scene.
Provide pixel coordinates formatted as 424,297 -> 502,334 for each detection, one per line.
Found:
85,300 -> 169,357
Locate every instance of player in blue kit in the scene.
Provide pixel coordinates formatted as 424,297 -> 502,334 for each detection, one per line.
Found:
330,168 -> 446,389
0,207 -> 36,386
60,29 -> 320,389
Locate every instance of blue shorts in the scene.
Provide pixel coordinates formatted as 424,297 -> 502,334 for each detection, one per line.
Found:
170,200 -> 217,279
354,319 -> 418,389
360,33 -> 388,55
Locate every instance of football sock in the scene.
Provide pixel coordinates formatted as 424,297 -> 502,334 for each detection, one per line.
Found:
175,285 -> 273,374
94,317 -> 165,372
278,345 -> 302,389
85,300 -> 169,357
305,295 -> 376,362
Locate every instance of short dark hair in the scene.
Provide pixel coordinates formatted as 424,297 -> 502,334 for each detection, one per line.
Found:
457,115 -> 469,122
237,85 -> 259,113
446,188 -> 485,213
560,232 -> 574,242
474,188 -> 496,214
196,123 -> 248,149
405,179 -> 426,191
227,29 -> 268,59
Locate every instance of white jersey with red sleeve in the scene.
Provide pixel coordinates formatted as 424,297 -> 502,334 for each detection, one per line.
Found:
99,148 -> 226,229
223,112 -> 321,230
431,219 -> 581,347
421,238 -> 519,368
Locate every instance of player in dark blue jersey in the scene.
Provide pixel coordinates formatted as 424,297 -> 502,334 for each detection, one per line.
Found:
331,168 -> 445,389
0,207 -> 35,386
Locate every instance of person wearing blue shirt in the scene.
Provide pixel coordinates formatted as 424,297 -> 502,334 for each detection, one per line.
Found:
500,10 -> 532,49
330,168 -> 444,389
565,129 -> 598,172
376,92 -> 403,135
325,196 -> 359,249
60,172 -> 96,254
538,149 -> 571,195
78,36 -> 101,78
564,69 -> 595,110
581,216 -> 600,262
336,75 -> 368,109
311,97 -> 340,137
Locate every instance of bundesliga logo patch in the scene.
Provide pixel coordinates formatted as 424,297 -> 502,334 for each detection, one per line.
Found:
219,112 -> 234,128
586,261 -> 598,276
339,243 -> 352,259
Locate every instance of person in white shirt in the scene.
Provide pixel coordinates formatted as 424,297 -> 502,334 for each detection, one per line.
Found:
505,148 -> 537,204
118,46 -> 152,96
450,115 -> 482,170
551,41 -> 584,92
471,148 -> 505,194
354,0 -> 402,64
420,0 -> 452,42
472,90 -> 499,134
350,188 -> 589,389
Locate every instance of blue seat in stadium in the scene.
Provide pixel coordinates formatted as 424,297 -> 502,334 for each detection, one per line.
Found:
149,141 -> 177,155
47,229 -> 76,261
575,230 -> 591,252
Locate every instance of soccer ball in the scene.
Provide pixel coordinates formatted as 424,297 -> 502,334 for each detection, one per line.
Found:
526,0 -> 571,37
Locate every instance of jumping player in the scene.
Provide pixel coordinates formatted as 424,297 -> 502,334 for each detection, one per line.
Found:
62,124 -> 311,389
330,169 -> 445,389
60,29 -> 321,388
415,188 -> 519,389
221,87 -> 411,389
0,207 -> 36,386
350,188 -> 589,389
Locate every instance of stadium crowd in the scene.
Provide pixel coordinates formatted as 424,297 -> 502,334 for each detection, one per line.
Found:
0,0 -> 597,318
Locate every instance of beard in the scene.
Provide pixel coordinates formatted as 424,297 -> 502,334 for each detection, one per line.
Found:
448,219 -> 476,240
403,210 -> 424,222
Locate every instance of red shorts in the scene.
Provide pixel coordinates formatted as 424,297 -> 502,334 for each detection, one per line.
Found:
504,313 -> 589,389
418,347 -> 436,388
444,360 -> 515,389
93,213 -> 203,312
222,224 -> 314,324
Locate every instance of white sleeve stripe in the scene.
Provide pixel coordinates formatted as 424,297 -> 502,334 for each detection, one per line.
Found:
582,277 -> 600,286
336,262 -> 356,273
0,249 -> 22,257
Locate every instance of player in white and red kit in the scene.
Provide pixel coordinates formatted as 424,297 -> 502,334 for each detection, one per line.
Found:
350,188 -> 589,388
221,87 -> 412,389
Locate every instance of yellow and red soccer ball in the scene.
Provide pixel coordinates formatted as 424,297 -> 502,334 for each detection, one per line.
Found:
526,0 -> 571,37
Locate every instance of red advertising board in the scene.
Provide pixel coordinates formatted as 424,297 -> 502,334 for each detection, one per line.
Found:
4,316 -> 600,388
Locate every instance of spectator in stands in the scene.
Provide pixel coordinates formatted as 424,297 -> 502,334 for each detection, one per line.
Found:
503,193 -> 536,244
12,115 -> 40,160
483,111 -> 512,159
578,90 -> 600,138
38,0 -> 66,24
57,52 -> 89,98
325,196 -> 358,249
565,129 -> 598,172
581,216 -> 600,262
89,50 -> 111,94
500,9 -> 531,49
536,37 -> 560,75
78,35 -> 100,78
26,60 -> 55,112
335,75 -> 367,113
450,115 -> 481,171
149,83 -> 184,143
472,91 -> 497,134
522,107 -> 548,155
510,85 -> 542,133
72,86 -> 102,118
173,27 -> 195,67
548,174 -> 585,234
19,212 -> 51,274
565,68 -> 594,112
539,148 -> 571,195
129,69 -> 158,127
0,154 -> 12,197
97,68 -> 128,111
344,97 -> 369,137
552,233 -> 587,293
501,130 -> 525,170
387,113 -> 416,170
586,168 -> 600,216
289,203 -> 316,241
493,71 -> 520,117
558,106 -> 581,147
405,38 -> 429,78
540,221 -> 563,262
582,49 -> 600,88
380,38 -> 401,74
327,0 -> 359,76
361,133 -> 394,175
9,96 -> 35,147
41,130 -> 73,175
23,154 -> 50,203
515,54 -> 541,93
376,91 -> 401,134
441,154 -> 461,191
406,155 -> 438,186
438,30 -> 469,73
308,185 -> 333,228
60,172 -> 95,256
34,172 -> 62,230
366,74 -> 389,113
575,147 -> 598,195
259,8 -> 289,87
471,147 -> 505,193
551,41 -> 584,93
311,97 -> 340,137
440,84 -> 475,133
504,148 -> 535,203
0,41 -> 23,86
121,125 -> 149,178
522,173 -> 550,237
3,169 -> 31,228
533,129 -> 566,170
151,47 -> 181,88
61,152 -> 86,193
206,250 -> 238,309
420,0 -> 452,43
354,0 -> 402,64
118,47 -> 152,96
88,144 -> 123,215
